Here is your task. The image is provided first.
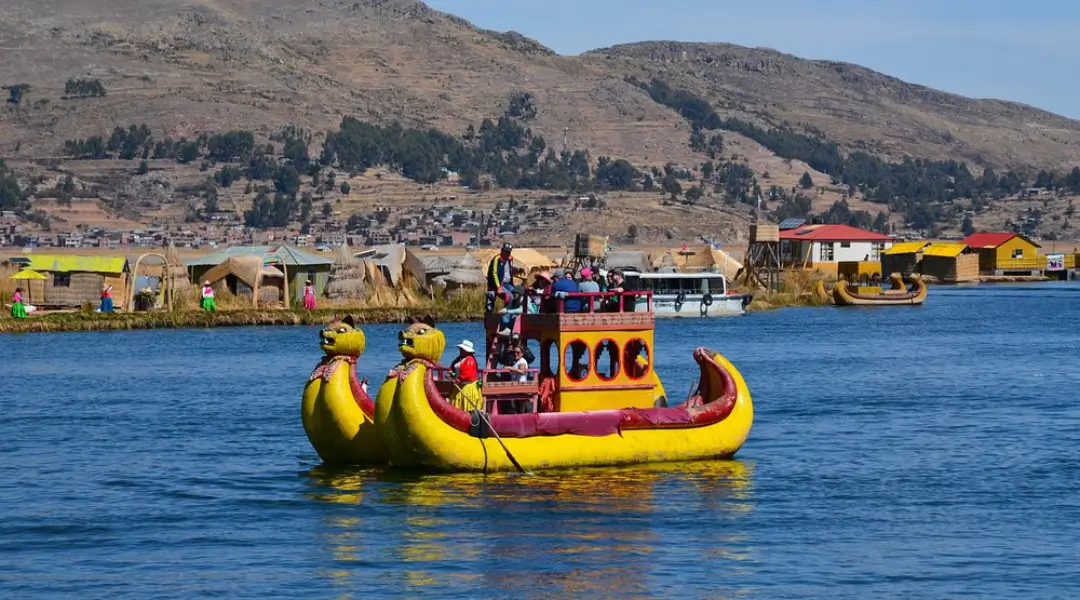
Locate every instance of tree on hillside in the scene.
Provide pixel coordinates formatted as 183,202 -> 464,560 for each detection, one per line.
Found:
4,84 -> 30,106
506,92 -> 537,121
799,171 -> 814,189
961,214 -> 975,236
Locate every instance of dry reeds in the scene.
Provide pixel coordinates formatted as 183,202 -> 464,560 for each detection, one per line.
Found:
739,269 -> 835,312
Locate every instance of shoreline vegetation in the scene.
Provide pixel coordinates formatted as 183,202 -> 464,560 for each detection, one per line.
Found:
1,274 -> 1061,334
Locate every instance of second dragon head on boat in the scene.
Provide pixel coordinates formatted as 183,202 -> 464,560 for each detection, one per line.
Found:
398,315 -> 445,363
320,315 -> 367,357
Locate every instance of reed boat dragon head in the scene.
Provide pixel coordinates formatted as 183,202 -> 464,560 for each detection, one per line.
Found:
397,315 -> 445,363
320,315 -> 367,357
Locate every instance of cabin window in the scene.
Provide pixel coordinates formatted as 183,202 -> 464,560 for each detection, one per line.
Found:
624,338 -> 651,380
1011,248 -> 1024,259
595,339 -> 620,381
564,340 -> 591,382
541,339 -> 559,378
707,278 -> 727,294
819,243 -> 835,262
52,273 -> 71,287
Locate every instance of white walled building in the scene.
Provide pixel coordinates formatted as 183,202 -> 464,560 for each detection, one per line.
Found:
780,223 -> 893,267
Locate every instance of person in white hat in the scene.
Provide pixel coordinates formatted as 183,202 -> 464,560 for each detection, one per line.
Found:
449,339 -> 481,411
200,280 -> 216,313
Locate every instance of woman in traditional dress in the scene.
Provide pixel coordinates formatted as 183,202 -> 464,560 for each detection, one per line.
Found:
449,340 -> 482,411
200,280 -> 216,312
11,287 -> 27,319
302,279 -> 316,311
99,284 -> 114,313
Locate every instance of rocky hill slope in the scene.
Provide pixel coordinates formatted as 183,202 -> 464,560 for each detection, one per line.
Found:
1,0 -> 1078,243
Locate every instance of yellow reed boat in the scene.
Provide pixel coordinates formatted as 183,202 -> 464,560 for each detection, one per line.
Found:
832,273 -> 928,306
301,316 -> 386,466
374,290 -> 754,473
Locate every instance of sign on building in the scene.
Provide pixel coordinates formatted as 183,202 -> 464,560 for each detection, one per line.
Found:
1046,253 -> 1065,271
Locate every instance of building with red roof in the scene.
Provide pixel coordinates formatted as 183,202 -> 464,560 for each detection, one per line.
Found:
959,232 -> 1041,275
779,223 -> 894,269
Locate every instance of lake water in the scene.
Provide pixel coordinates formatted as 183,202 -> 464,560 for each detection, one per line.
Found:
3,283 -> 1080,598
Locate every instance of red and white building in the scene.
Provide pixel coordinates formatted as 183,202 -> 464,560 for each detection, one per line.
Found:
780,223 -> 894,267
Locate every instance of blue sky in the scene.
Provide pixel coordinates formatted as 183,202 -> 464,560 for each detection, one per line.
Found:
425,0 -> 1078,118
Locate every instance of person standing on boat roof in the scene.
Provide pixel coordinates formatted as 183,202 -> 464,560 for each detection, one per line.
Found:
485,242 -> 516,314
200,280 -> 216,312
449,340 -> 481,411
551,269 -> 581,313
577,267 -> 600,311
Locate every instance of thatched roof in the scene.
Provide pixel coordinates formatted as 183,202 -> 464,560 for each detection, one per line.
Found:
444,253 -> 485,286
201,257 -> 285,289
326,242 -> 371,301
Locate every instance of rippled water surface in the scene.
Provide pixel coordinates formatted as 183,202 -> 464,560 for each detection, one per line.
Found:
3,283 -> 1080,598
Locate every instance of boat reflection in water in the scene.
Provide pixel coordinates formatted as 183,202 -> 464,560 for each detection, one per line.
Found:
303,460 -> 755,596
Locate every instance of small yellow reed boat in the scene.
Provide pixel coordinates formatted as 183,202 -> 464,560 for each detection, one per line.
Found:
301,316 -> 385,466
374,292 -> 753,473
833,273 -> 927,306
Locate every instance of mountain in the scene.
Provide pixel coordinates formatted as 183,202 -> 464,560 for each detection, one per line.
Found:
1,0 -> 1077,243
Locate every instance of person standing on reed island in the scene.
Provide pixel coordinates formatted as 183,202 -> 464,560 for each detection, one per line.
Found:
303,279 -> 316,311
99,284 -> 114,313
11,287 -> 27,319
200,281 -> 216,312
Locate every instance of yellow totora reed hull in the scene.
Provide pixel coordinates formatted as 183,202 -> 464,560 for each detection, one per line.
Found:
833,274 -> 928,306
301,357 -> 386,466
375,349 -> 754,473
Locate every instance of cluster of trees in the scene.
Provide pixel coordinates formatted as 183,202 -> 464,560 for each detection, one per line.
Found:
63,126 -> 258,164
0,160 -> 29,212
628,77 -> 1057,229
64,78 -> 106,98
320,115 -> 638,192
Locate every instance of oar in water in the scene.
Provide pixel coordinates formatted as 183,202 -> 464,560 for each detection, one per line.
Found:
450,380 -> 527,474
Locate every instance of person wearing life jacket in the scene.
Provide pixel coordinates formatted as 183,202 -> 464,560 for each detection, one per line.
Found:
485,242 -> 516,313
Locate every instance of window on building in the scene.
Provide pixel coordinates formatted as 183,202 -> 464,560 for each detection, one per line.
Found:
819,243 -> 835,262
1012,248 -> 1024,259
840,241 -> 851,248
871,243 -> 886,260
53,273 -> 71,287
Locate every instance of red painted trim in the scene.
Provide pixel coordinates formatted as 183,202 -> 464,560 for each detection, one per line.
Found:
562,383 -> 655,392
346,362 -> 375,418
419,347 -> 739,439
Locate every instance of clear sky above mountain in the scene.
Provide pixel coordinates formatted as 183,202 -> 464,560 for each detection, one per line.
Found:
426,0 -> 1078,119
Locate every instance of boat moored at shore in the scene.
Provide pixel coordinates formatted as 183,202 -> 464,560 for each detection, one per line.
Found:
624,271 -> 751,317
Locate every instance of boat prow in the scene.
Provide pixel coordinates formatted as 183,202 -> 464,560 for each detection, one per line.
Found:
376,339 -> 754,473
301,316 -> 386,466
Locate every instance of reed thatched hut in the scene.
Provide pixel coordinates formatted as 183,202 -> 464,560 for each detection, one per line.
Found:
326,242 -> 369,302
437,253 -> 486,296
200,257 -> 287,305
24,254 -> 130,309
186,245 -> 332,304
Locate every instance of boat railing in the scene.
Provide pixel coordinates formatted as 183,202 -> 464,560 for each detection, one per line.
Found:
553,290 -> 653,314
